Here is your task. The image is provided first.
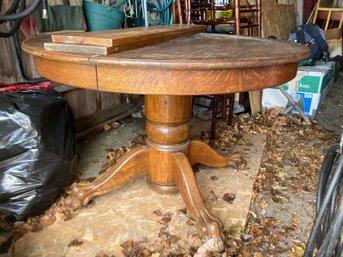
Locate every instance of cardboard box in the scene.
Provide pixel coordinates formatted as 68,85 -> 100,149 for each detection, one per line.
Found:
325,28 -> 342,57
261,85 -> 289,109
296,62 -> 336,93
262,62 -> 335,116
288,89 -> 331,116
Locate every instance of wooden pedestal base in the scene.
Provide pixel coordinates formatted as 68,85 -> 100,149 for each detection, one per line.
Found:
70,95 -> 243,249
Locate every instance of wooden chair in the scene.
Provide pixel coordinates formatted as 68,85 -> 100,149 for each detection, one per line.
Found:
311,1 -> 343,30
237,0 -> 261,36
187,0 -> 261,35
192,94 -> 234,139
173,0 -> 261,139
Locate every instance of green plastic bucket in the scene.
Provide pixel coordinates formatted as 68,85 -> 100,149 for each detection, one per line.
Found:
83,0 -> 124,31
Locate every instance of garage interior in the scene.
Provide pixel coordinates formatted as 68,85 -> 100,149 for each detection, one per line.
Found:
0,0 -> 342,257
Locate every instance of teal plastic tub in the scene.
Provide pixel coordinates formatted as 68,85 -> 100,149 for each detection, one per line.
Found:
83,0 -> 124,31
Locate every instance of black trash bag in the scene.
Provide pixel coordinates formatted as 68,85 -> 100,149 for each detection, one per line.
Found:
0,85 -> 77,220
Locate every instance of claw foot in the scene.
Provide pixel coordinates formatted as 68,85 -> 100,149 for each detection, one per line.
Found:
69,182 -> 94,210
225,152 -> 246,170
198,217 -> 225,251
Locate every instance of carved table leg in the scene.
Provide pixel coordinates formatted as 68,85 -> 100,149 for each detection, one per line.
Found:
189,140 -> 243,168
144,95 -> 244,246
71,146 -> 149,209
70,94 -> 244,246
172,152 -> 225,250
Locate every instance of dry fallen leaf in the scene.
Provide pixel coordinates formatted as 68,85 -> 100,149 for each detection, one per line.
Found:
161,212 -> 172,223
103,122 -> 120,132
290,245 -> 305,257
120,240 -> 151,257
210,175 -> 219,180
291,212 -> 300,224
194,238 -> 223,257
223,193 -> 236,203
153,209 -> 163,216
130,133 -> 147,147
10,108 -> 339,256
68,239 -> 83,247
103,124 -> 112,132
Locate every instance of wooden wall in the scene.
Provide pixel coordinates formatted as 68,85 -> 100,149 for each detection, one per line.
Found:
0,0 -> 22,83
320,0 -> 343,8
262,0 -> 296,40
0,0 -> 39,82
0,36 -> 21,83
0,0 -> 141,133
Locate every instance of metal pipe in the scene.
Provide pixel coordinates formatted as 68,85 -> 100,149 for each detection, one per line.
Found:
297,0 -> 304,25
142,0 -> 148,27
42,0 -> 48,19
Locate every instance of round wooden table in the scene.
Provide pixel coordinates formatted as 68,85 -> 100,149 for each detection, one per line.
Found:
22,28 -> 308,248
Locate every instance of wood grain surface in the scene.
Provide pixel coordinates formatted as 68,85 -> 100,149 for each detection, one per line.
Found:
22,30 -> 309,95
47,24 -> 206,55
51,24 -> 206,46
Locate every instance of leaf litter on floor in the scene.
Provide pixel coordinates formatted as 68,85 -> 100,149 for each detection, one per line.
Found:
11,108 -> 339,256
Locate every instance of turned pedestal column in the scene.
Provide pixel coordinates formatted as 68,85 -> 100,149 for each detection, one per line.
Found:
145,95 -> 192,193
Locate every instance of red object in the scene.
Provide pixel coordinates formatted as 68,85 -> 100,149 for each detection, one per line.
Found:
304,0 -> 317,22
19,14 -> 39,39
0,81 -> 51,92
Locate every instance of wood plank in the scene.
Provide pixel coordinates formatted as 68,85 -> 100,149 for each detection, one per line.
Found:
0,1 -> 18,82
0,1 -> 39,83
75,96 -> 144,134
51,24 -> 206,46
317,9 -> 343,22
248,90 -> 261,114
262,0 -> 296,40
46,25 -> 206,54
0,37 -> 19,83
18,32 -> 40,79
46,31 -> 204,54
63,88 -> 98,120
44,42 -> 109,54
100,91 -> 122,111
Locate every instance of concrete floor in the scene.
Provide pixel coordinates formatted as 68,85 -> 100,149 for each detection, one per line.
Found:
14,117 -> 266,257
316,74 -> 343,135
13,76 -> 343,256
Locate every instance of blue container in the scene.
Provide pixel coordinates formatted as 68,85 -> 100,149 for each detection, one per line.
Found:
83,0 -> 124,31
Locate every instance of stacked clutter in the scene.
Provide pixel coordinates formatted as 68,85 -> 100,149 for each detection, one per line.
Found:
262,61 -> 336,117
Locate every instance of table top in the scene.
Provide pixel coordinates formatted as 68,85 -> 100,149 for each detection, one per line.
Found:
22,26 -> 309,95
